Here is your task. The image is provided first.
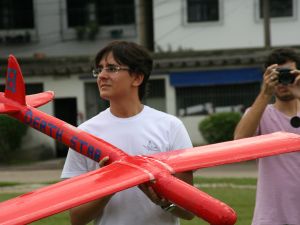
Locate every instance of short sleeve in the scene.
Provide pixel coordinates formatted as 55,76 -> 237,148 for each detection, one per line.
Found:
61,148 -> 98,179
169,119 -> 193,151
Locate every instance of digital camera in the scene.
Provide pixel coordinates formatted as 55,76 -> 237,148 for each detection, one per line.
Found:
276,68 -> 295,85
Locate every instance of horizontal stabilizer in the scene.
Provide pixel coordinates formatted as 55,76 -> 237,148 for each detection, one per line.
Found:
26,91 -> 54,108
0,103 -> 20,114
151,132 -> 300,173
0,161 -> 151,225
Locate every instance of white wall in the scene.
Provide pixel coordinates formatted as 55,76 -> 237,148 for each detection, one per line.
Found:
180,115 -> 206,146
0,0 -> 139,58
154,0 -> 300,52
34,0 -> 62,44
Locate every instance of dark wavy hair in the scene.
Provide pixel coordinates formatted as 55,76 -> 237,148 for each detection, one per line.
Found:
264,48 -> 300,68
95,41 -> 153,101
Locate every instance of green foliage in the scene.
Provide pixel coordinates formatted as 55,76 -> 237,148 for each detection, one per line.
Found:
199,112 -> 241,144
0,115 -> 28,163
87,21 -> 99,40
75,26 -> 86,41
75,22 -> 99,41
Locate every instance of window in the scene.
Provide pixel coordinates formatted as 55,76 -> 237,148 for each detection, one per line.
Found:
85,82 -> 109,119
66,0 -> 88,27
25,83 -> 43,94
144,79 -> 166,112
0,83 -> 43,94
67,0 -> 135,27
0,0 -> 34,29
176,83 -> 260,116
187,0 -> 219,23
259,0 -> 293,18
96,0 -> 135,25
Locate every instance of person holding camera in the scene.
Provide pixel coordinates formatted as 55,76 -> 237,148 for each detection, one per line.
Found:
234,48 -> 300,225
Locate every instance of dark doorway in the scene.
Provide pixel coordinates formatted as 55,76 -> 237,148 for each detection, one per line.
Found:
144,0 -> 154,51
54,98 -> 77,157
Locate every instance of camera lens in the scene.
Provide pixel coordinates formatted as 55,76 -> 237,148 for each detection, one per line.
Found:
276,68 -> 294,85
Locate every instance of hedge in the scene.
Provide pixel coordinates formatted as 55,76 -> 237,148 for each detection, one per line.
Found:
199,112 -> 241,144
0,115 -> 28,163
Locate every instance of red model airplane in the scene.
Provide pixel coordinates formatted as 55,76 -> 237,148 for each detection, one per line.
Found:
1,55 -> 300,225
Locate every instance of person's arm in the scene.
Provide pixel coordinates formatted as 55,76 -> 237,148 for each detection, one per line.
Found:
69,156 -> 111,225
139,171 -> 194,220
234,92 -> 270,139
234,64 -> 278,139
69,195 -> 112,225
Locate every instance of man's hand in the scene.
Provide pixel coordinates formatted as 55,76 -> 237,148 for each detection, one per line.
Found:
99,156 -> 110,167
261,64 -> 279,96
139,183 -> 171,208
138,172 -> 195,220
287,69 -> 300,98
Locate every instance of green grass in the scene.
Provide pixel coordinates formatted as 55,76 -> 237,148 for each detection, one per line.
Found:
180,177 -> 256,225
0,182 -> 21,187
0,177 -> 256,225
194,177 -> 257,185
181,188 -> 255,225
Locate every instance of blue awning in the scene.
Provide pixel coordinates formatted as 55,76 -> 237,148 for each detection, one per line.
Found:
170,67 -> 262,87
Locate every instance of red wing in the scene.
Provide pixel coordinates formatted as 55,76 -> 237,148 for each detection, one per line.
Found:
150,132 -> 300,173
0,162 -> 152,225
26,91 -> 54,108
0,102 -> 20,113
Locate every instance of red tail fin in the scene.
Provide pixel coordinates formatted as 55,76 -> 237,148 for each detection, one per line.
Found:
5,55 -> 26,105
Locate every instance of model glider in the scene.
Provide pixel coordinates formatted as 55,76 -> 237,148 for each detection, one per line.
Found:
1,55 -> 300,225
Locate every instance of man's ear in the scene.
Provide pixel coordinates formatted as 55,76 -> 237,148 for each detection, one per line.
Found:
132,74 -> 144,87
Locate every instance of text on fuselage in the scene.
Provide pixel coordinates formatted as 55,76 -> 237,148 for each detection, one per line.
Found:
23,109 -> 101,161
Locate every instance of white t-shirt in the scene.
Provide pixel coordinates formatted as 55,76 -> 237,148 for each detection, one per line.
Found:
251,105 -> 300,225
61,105 -> 193,225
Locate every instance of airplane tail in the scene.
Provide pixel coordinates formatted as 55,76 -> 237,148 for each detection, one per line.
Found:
4,55 -> 26,106
0,55 -> 54,114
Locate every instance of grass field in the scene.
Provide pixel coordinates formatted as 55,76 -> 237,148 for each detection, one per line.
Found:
0,177 -> 257,225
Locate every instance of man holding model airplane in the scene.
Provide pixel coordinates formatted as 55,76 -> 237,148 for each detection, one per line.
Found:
61,41 -> 195,225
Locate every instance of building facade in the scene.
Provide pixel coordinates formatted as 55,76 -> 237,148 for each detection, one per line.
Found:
0,0 -> 299,158
154,0 -> 300,51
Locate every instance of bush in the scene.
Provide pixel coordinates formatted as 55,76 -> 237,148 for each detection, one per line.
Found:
199,112 -> 241,144
0,115 -> 28,163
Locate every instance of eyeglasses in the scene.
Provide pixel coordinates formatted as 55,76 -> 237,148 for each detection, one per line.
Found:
92,65 -> 130,78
